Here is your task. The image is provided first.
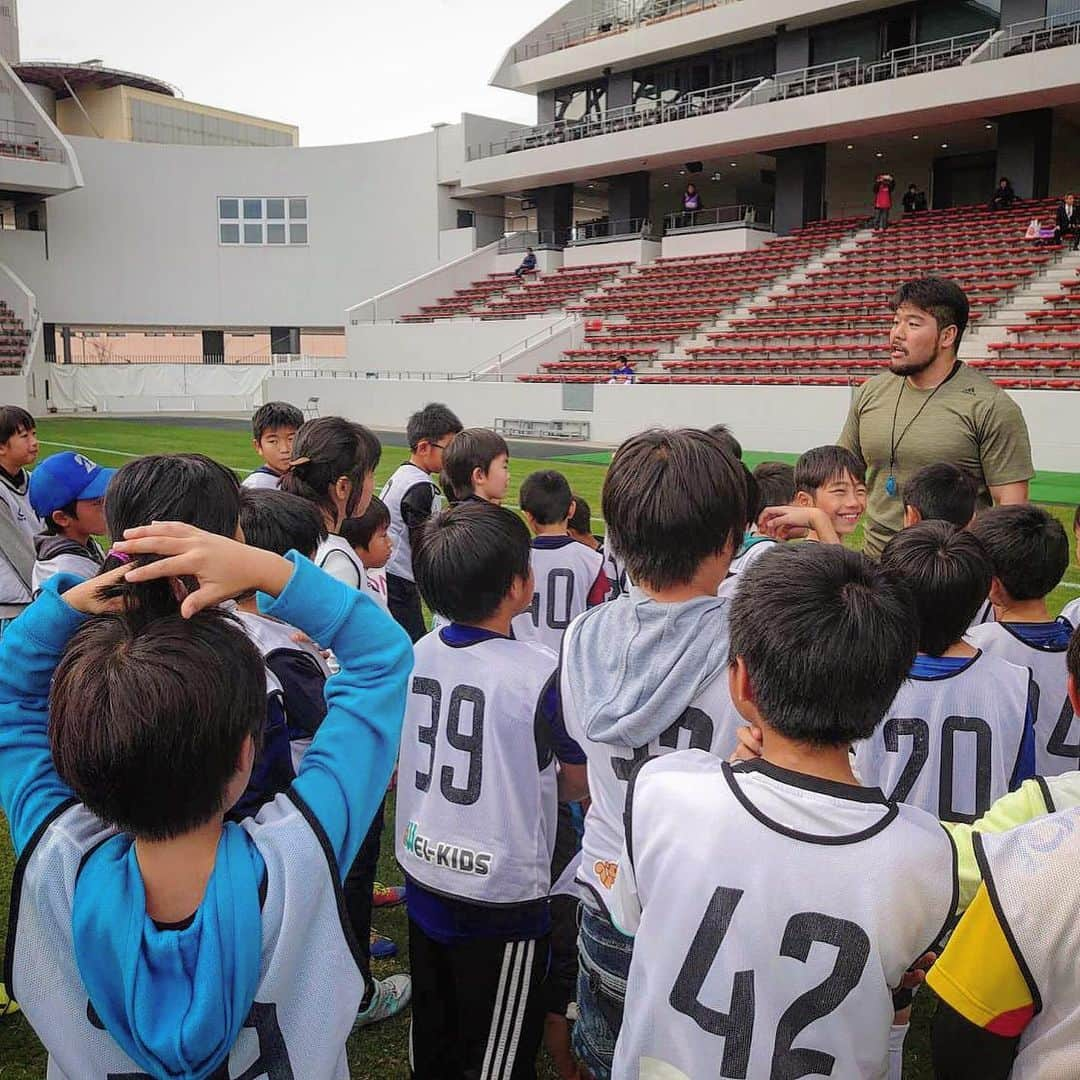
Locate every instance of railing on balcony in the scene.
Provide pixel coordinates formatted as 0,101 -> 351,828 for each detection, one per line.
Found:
511,0 -> 740,62
993,9 -> 1080,59
864,29 -> 993,81
0,117 -> 64,164
664,204 -> 773,233
467,76 -> 761,161
765,58 -> 863,104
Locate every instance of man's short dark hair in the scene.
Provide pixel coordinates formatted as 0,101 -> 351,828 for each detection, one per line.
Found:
794,445 -> 866,494
880,522 -> 992,656
892,277 -> 970,348
0,405 -> 34,445
730,544 -> 918,745
519,470 -> 573,526
707,424 -> 742,461
970,504 -> 1069,601
902,463 -> 979,528
442,428 -> 509,500
251,401 -> 304,442
568,493 -> 592,534
603,428 -> 746,590
407,403 -> 463,450
341,496 -> 391,551
753,462 -> 796,513
240,488 -> 326,559
414,502 -> 531,624
50,609 -> 266,840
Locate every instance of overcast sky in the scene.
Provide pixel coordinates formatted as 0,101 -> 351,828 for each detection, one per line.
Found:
19,1 -> 564,145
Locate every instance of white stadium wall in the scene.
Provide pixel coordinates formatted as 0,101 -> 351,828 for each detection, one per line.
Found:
0,128 -> 475,330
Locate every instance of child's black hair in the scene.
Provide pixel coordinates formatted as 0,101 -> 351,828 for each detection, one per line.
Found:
252,401 -> 304,442
413,502 -> 531,624
442,428 -> 509,500
753,462 -> 796,514
0,405 -> 34,445
794,445 -> 866,494
970,504 -> 1070,602
341,496 -> 391,551
707,424 -> 742,461
280,416 -> 381,524
603,428 -> 746,590
239,488 -> 326,560
730,544 -> 918,745
519,470 -> 573,526
51,608 -> 265,840
567,493 -> 592,535
100,453 -> 242,619
902,463 -> 978,528
880,521 -> 992,656
406,403 -> 463,451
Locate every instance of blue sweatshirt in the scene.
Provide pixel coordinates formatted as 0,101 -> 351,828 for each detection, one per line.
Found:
0,553 -> 412,1079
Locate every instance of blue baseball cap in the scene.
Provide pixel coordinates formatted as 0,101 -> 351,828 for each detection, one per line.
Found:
29,452 -> 115,518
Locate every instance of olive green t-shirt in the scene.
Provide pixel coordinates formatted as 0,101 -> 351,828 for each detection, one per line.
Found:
838,363 -> 1034,558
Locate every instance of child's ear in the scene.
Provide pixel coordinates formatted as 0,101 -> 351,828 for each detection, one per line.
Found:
1069,674 -> 1080,718
902,505 -> 921,528
793,490 -> 813,508
988,576 -> 1009,607
567,498 -> 577,522
728,657 -> 761,724
51,508 -> 72,530
471,466 -> 485,487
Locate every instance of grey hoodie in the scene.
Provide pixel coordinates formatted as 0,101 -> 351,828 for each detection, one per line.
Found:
563,586 -> 732,748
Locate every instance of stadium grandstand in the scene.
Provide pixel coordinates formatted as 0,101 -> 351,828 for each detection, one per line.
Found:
1,0 -> 1080,467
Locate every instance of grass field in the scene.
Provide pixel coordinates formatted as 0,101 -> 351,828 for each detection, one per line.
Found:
1,416 -> 1078,1078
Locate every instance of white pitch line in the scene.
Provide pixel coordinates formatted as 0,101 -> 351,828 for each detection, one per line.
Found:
38,439 -> 608,522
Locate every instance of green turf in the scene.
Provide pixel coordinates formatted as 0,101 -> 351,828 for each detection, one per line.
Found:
3,416 -> 1080,1078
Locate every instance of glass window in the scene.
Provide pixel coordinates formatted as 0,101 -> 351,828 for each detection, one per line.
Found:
266,198 -> 285,219
218,198 -> 239,219
289,223 -> 308,244
288,197 -> 307,219
220,197 -> 308,245
243,198 -> 262,219
267,223 -> 286,244
244,223 -> 263,244
220,223 -> 240,244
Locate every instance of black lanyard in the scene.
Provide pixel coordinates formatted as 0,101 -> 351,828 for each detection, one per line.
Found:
886,362 -> 959,495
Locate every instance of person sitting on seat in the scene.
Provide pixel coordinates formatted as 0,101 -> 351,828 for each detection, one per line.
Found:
1057,193 -> 1080,250
515,246 -> 537,278
989,176 -> 1017,212
608,356 -> 635,384
902,184 -> 928,214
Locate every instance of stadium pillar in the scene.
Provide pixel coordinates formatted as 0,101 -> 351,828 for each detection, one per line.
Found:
534,184 -> 573,243
201,329 -> 224,364
43,322 -> 55,363
1000,0 -> 1046,24
995,109 -> 1053,200
773,145 -> 825,236
537,90 -> 555,125
608,171 -> 649,233
607,72 -> 633,111
270,327 -> 300,356
775,27 -> 810,72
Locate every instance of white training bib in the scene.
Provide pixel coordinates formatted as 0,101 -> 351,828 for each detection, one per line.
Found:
853,652 -> 1032,823
612,755 -> 957,1080
968,621 -> 1078,776
976,808 -> 1080,1079
395,630 -> 560,905
511,537 -> 604,654
560,608 -> 742,916
380,463 -> 440,583
315,534 -> 368,591
8,795 -> 366,1080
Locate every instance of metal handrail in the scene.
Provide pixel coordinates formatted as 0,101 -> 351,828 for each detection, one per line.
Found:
993,9 -> 1080,57
768,57 -> 862,102
468,76 -> 761,161
664,204 -> 774,233
511,0 -> 740,61
864,29 -> 993,80
571,217 -> 658,242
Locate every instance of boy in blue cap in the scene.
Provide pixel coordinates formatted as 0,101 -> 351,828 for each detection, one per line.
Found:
29,451 -> 114,592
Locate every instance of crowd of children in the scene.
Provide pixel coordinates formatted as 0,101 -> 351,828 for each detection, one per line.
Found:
1,388 -> 1080,1080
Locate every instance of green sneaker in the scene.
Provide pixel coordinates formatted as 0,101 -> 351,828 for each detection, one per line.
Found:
354,974 -> 411,1029
0,982 -> 19,1017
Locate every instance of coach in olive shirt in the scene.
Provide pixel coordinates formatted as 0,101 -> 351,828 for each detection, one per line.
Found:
839,278 -> 1033,558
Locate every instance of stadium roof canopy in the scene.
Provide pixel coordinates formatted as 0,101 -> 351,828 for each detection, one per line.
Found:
13,60 -> 178,99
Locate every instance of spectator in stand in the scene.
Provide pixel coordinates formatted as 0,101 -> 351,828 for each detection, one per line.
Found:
902,184 -> 928,214
515,246 -> 537,279
1057,193 -> 1080,250
989,176 -> 1017,212
873,173 -> 895,230
608,356 -> 635,384
681,182 -> 702,227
